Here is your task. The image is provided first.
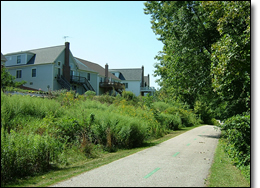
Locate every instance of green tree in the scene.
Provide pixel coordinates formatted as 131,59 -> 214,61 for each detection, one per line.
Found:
144,1 -> 220,108
202,1 -> 250,117
144,1 -> 250,118
1,64 -> 26,90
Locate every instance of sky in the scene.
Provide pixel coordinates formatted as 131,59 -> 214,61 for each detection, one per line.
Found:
1,1 -> 164,90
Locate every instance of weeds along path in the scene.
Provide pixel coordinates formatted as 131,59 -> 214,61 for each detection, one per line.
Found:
50,125 -> 221,187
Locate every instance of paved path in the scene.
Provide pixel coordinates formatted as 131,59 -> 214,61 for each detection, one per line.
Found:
51,125 -> 221,187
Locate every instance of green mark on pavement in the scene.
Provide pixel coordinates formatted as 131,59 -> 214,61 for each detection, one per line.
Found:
173,152 -> 180,157
187,143 -> 190,146
194,138 -> 197,140
144,168 -> 160,179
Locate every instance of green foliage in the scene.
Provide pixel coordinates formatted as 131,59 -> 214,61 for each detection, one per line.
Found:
144,1 -> 250,119
205,1 -> 250,117
138,93 -> 155,108
156,113 -> 181,131
1,91 -> 63,132
220,112 -> 250,180
194,99 -> 214,124
122,90 -> 136,101
93,92 -> 115,104
1,89 -> 202,185
1,65 -> 27,90
152,101 -> 171,112
144,1 -> 219,108
1,128 -> 63,184
151,101 -> 201,129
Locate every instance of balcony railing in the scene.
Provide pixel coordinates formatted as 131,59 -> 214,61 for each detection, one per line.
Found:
99,81 -> 125,89
140,86 -> 156,92
70,75 -> 95,92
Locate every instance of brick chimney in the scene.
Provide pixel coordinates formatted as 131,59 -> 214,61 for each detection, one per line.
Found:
148,74 -> 150,87
63,42 -> 71,82
105,63 -> 108,82
141,65 -> 144,87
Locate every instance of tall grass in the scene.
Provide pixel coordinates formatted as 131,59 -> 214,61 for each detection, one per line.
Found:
1,90 -> 202,185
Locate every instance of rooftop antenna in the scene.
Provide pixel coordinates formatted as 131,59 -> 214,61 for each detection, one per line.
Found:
63,36 -> 69,42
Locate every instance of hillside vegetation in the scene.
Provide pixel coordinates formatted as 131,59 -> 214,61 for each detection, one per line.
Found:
1,89 -> 206,185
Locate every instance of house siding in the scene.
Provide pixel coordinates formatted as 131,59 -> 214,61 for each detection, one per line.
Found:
122,80 -> 141,96
5,54 -> 26,66
8,64 -> 53,91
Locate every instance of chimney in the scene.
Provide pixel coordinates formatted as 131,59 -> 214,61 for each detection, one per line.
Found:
148,74 -> 150,87
63,42 -> 71,82
105,63 -> 108,82
141,66 -> 144,87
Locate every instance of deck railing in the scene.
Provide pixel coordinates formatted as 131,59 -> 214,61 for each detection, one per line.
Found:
71,75 -> 95,91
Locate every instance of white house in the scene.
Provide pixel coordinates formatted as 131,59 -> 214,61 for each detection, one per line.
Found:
109,66 -> 156,96
75,57 -> 123,95
1,52 -> 7,65
3,42 -> 124,95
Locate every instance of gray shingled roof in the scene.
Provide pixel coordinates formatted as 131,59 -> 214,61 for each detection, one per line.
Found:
4,45 -> 65,64
75,57 -> 120,81
109,68 -> 142,81
29,45 -> 65,64
1,53 -> 7,62
75,58 -> 97,73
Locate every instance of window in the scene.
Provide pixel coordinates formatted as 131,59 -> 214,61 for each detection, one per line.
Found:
123,83 -> 128,88
87,73 -> 90,81
58,61 -> 61,66
58,68 -> 61,77
32,69 -> 36,77
17,55 -> 21,64
16,70 -> 22,78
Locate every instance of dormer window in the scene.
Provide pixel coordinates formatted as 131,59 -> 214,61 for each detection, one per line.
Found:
17,55 -> 21,64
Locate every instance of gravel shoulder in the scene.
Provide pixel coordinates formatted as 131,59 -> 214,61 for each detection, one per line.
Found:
50,125 -> 221,187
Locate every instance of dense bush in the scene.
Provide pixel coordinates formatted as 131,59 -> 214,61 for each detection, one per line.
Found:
1,128 -> 63,183
84,90 -> 96,99
220,112 -> 250,179
194,100 -> 214,124
122,90 -> 136,101
156,113 -> 181,130
152,101 -> 171,112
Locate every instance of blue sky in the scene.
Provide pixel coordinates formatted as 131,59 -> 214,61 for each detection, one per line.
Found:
1,1 -> 164,90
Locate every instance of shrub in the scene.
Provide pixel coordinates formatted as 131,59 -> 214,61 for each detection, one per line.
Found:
194,100 -> 214,124
179,108 -> 201,127
1,128 -> 63,184
220,112 -> 250,169
93,93 -> 115,104
84,90 -> 96,100
122,90 -> 136,101
152,101 -> 171,112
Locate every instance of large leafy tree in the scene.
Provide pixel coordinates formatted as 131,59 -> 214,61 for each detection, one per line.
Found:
202,1 -> 250,118
144,1 -> 220,108
144,1 -> 250,118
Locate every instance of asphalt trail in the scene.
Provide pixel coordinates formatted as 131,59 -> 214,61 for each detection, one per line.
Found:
51,125 -> 221,187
